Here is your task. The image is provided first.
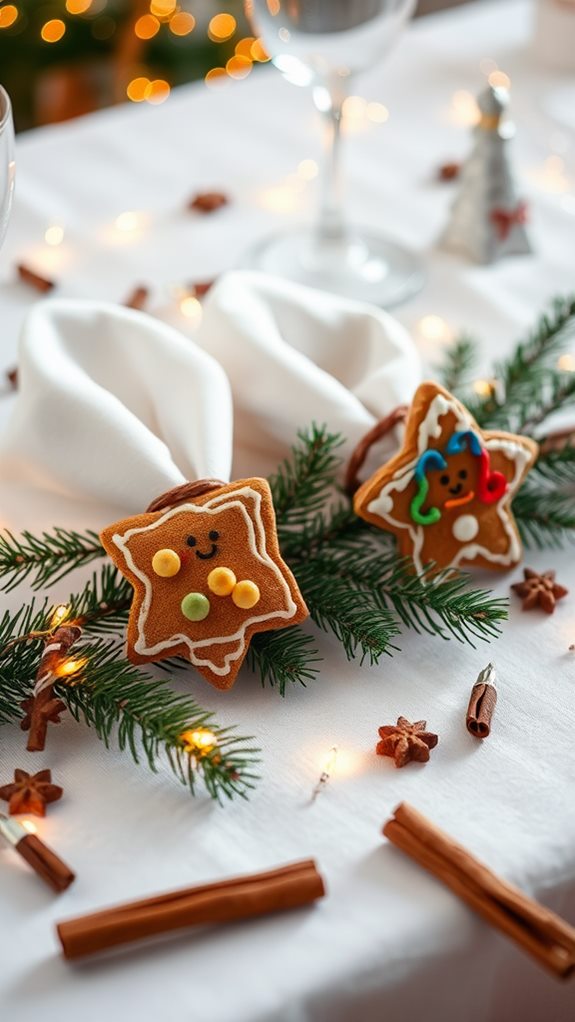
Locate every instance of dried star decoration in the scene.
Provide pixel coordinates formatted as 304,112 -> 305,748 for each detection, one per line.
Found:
376,717 -> 439,768
511,568 -> 569,614
0,768 -> 63,817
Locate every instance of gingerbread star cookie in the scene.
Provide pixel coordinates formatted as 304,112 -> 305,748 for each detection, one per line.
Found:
354,382 -> 538,573
100,479 -> 308,689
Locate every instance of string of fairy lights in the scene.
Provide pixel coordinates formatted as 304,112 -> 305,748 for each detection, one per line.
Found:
0,1 -> 271,109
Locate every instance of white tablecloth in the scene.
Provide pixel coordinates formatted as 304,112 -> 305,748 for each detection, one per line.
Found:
1,2 -> 575,1019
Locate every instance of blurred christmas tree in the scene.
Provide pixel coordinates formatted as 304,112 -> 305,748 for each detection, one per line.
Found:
0,0 -> 268,130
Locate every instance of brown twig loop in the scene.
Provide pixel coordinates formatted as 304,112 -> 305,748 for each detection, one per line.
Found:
146,479 -> 227,514
344,406 -> 408,496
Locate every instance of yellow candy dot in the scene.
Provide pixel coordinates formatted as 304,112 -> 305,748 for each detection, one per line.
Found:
152,548 -> 181,578
207,566 -> 237,596
232,580 -> 260,609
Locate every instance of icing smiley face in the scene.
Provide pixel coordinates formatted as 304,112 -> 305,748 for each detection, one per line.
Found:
410,431 -> 508,527
354,382 -> 538,573
100,478 -> 308,689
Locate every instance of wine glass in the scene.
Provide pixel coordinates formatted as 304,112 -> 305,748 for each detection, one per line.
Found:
243,0 -> 422,308
0,85 -> 15,250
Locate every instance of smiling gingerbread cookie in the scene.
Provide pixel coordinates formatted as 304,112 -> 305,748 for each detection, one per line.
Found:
353,382 -> 538,572
101,478 -> 308,689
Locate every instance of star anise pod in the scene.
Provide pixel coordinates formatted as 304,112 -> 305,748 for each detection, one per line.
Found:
376,716 -> 438,768
0,768 -> 63,817
511,568 -> 568,614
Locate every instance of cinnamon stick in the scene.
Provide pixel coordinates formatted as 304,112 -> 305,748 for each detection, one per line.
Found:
383,803 -> 575,979
22,624 -> 82,752
123,285 -> 149,310
57,859 -> 325,960
17,263 -> 55,293
0,814 -> 75,893
466,663 -> 497,738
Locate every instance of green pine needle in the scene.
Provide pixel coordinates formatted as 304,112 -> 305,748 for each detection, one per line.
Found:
438,332 -> 479,395
513,488 -> 575,550
0,526 -> 105,592
270,423 -> 344,534
248,627 -> 321,696
531,443 -> 575,486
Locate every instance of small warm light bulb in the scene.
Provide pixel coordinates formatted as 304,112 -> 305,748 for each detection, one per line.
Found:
56,657 -> 88,680
0,4 -> 18,29
115,211 -> 141,232
66,0 -> 92,13
134,14 -> 160,39
417,315 -> 452,344
179,295 -> 202,326
226,55 -> 252,80
297,159 -> 319,180
311,745 -> 338,802
558,354 -> 575,372
45,225 -> 64,247
473,379 -> 494,397
181,727 -> 218,754
50,604 -> 70,628
169,11 -> 195,35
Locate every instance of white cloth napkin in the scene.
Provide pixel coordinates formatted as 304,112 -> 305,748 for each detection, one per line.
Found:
196,271 -> 422,478
0,300 -> 233,514
0,275 -> 421,522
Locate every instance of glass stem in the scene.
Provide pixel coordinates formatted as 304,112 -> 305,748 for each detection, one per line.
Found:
317,98 -> 346,244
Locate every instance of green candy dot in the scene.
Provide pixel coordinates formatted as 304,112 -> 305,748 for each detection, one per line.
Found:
181,592 -> 210,622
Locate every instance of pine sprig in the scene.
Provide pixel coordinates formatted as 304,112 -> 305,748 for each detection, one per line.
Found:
531,443 -> 575,486
469,296 -> 575,430
513,488 -> 575,550
298,548 -> 507,645
438,332 -> 478,395
59,641 -> 259,801
248,627 -> 321,696
0,603 -> 259,800
270,423 -> 344,534
0,527 -> 105,592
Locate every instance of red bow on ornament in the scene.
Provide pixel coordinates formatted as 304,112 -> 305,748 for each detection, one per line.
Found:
490,201 -> 528,241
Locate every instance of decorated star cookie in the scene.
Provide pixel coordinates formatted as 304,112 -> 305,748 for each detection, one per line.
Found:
353,382 -> 538,573
100,479 -> 308,690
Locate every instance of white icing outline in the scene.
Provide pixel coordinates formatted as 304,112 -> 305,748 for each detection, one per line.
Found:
111,487 -> 298,676
366,393 -> 532,572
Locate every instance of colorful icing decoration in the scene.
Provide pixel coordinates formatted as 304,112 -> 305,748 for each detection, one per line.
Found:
353,381 -> 539,573
207,566 -> 237,596
181,592 -> 211,622
409,428 -> 508,527
100,478 -> 308,690
152,548 -> 181,578
232,580 -> 260,609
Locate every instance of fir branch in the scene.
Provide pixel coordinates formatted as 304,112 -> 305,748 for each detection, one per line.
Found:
269,423 -> 344,534
531,443 -> 575,486
438,333 -> 479,395
295,564 -> 401,664
0,602 -> 259,800
248,627 -> 321,696
513,488 -> 575,550
298,548 -> 507,646
58,641 -> 259,801
0,527 -> 105,592
517,370 -> 575,436
471,296 -> 575,430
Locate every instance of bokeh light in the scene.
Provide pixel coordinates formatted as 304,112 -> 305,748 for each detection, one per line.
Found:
250,37 -> 270,61
146,79 -> 171,105
169,11 -> 195,35
66,0 -> 92,13
126,77 -> 151,102
41,19 -> 66,42
135,14 -> 160,39
0,4 -> 18,28
208,13 -> 236,42
45,225 -> 65,246
226,55 -> 252,79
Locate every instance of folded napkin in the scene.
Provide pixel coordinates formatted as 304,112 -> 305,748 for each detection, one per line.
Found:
0,275 -> 421,524
0,300 -> 233,515
196,271 -> 422,478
